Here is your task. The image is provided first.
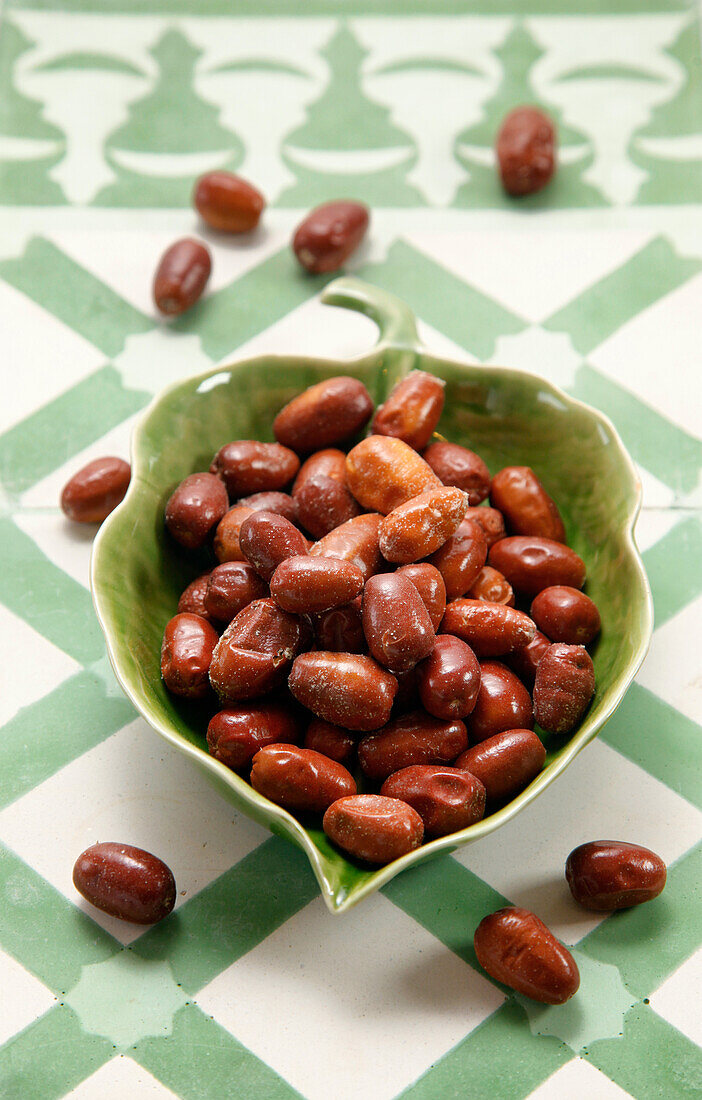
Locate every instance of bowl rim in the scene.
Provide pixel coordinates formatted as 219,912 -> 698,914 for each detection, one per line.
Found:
91,287 -> 654,914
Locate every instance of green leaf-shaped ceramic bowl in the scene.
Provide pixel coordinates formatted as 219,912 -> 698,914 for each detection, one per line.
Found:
91,277 -> 652,914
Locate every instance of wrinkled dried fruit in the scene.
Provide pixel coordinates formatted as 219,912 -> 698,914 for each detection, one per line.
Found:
346,435 -> 441,514
209,598 -> 306,703
467,566 -> 515,606
323,795 -> 424,864
194,171 -> 264,232
379,486 -> 468,564
428,519 -> 488,602
239,510 -> 308,582
530,586 -> 601,646
380,765 -> 485,837
372,371 -> 445,451
496,107 -> 556,198
417,634 -> 481,720
73,843 -> 176,924
153,238 -> 211,316
213,505 -> 254,563
456,728 -> 545,803
533,643 -> 595,734
424,442 -> 491,506
204,561 -> 268,624
250,743 -> 356,813
358,711 -> 468,782
160,612 -> 218,698
61,457 -> 131,524
488,537 -> 586,598
210,441 -> 299,498
362,573 -> 435,673
207,701 -> 302,770
304,720 -> 357,766
274,376 -> 373,453
310,513 -> 383,581
270,555 -> 364,614
165,472 -> 229,549
467,660 -> 533,743
566,841 -> 667,911
441,599 -> 536,658
289,651 -> 398,732
490,466 -> 565,542
474,907 -> 579,1004
292,201 -> 369,274
395,563 -> 446,632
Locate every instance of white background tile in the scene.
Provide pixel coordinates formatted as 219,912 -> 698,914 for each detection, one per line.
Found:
65,1055 -> 179,1099
20,411 -> 141,510
197,893 -> 504,1100
454,739 -> 702,944
589,273 -> 702,442
648,950 -> 702,1047
636,595 -> 702,726
0,602 -> 80,727
0,719 -> 267,944
527,1056 -> 634,1099
0,948 -> 56,1047
0,281 -> 104,435
409,229 -> 651,322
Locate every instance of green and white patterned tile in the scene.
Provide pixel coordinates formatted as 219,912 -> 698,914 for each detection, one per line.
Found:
510,1056 -> 635,1099
452,738 -> 702,944
0,718 -> 268,943
0,601 -> 81,726
195,892 -> 504,1100
66,1058 -> 181,1100
648,952 -> 702,1048
0,947 -> 57,1048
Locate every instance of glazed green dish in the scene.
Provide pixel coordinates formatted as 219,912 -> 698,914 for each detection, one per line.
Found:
91,277 -> 652,914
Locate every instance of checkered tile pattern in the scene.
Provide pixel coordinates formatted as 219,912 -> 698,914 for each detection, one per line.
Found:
0,0 -> 700,1096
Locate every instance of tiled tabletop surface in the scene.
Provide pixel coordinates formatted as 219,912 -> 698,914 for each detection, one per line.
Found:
0,0 -> 700,1097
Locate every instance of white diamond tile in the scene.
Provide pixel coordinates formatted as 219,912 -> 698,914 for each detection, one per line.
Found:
489,325 -> 582,390
65,1055 -> 179,1099
454,739 -> 702,944
527,1056 -> 634,1099
0,280 -> 104,435
648,950 -> 702,1047
50,222 -> 289,316
636,466 -> 675,511
225,292 -> 382,366
0,948 -> 56,1047
196,893 -> 503,1100
13,510 -> 95,591
633,507 -> 679,554
409,230 -> 651,322
0,602 -> 80,728
20,411 -> 140,510
637,595 -> 702,727
113,328 -> 214,396
417,319 -> 480,366
678,470 -> 702,510
0,718 -> 266,945
589,272 -> 702,442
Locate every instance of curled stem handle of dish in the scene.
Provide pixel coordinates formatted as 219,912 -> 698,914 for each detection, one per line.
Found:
321,277 -> 421,352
